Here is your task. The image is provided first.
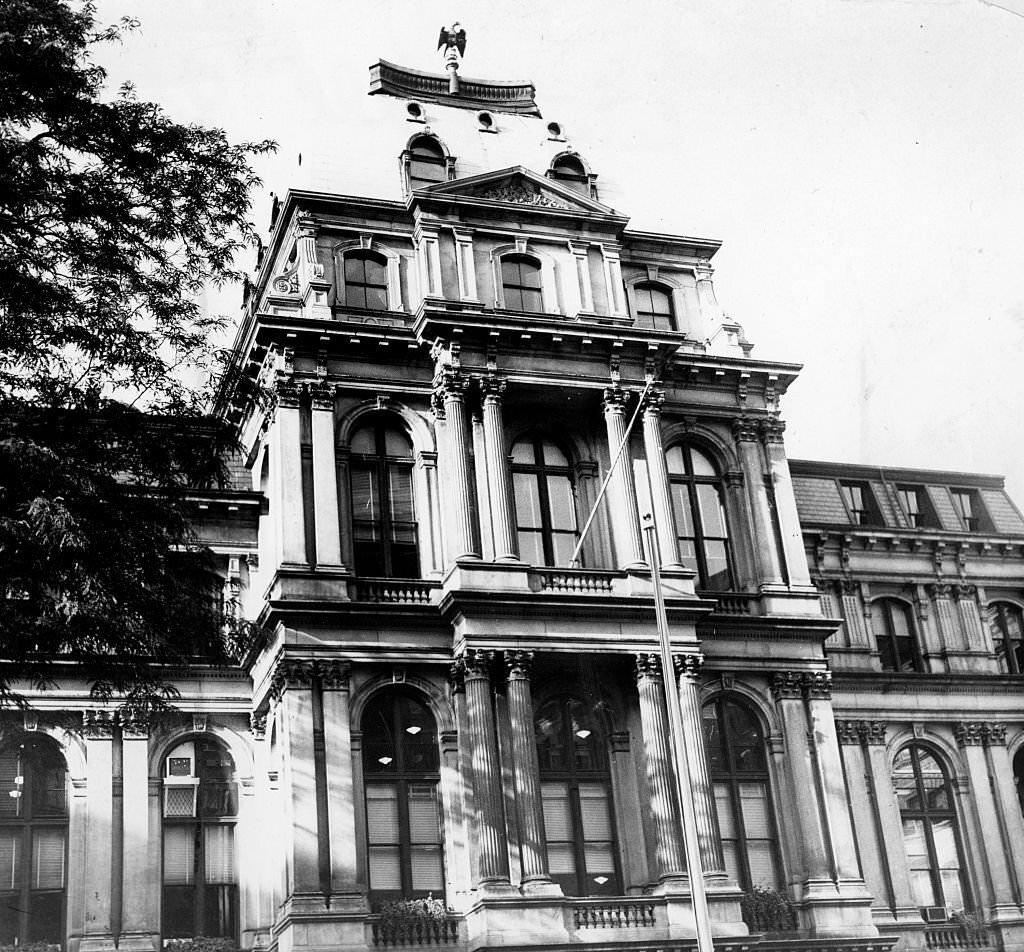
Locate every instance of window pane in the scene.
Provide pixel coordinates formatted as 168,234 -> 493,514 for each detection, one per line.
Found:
546,475 -> 577,531
369,846 -> 402,890
697,484 -> 728,537
514,473 -> 543,528
32,829 -> 64,889
541,783 -> 573,839
407,785 -> 441,843
345,256 -> 366,283
703,540 -> 731,590
714,783 -> 736,838
671,484 -> 695,536
388,467 -> 415,524
747,841 -> 779,889
364,285 -> 388,310
366,785 -> 400,843
351,467 -> 380,523
583,843 -> 615,874
540,440 -> 568,467
163,826 -> 195,885
520,287 -> 544,312
202,884 -> 237,939
689,448 -> 716,477
503,286 -> 524,310
551,532 -> 578,568
410,846 -> 444,891
204,826 -> 234,884
518,530 -> 545,566
578,783 -> 612,840
350,427 -> 376,454
721,839 -> 741,884
665,446 -> 686,475
28,889 -> 63,943
0,832 -> 21,890
383,428 -> 411,457
739,783 -> 771,838
511,440 -> 535,465
364,257 -> 387,286
547,843 -> 576,875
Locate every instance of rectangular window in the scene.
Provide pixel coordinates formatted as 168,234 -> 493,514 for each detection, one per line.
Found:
896,485 -> 940,529
950,488 -> 991,532
840,481 -> 881,526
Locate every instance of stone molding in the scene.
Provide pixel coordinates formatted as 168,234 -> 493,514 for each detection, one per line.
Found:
269,657 -> 351,701
448,659 -> 466,695
250,711 -> 267,739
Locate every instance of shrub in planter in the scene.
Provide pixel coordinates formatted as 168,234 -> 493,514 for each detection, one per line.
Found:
740,886 -> 799,934
371,895 -> 456,946
0,943 -> 61,952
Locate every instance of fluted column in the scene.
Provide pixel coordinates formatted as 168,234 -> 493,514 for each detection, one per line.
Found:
320,662 -> 358,892
310,383 -> 342,567
482,378 -> 518,562
641,390 -> 682,570
673,654 -> 726,878
733,419 -> 784,586
460,649 -> 513,890
635,653 -> 687,885
505,651 -> 558,893
433,370 -> 479,563
602,387 -> 645,568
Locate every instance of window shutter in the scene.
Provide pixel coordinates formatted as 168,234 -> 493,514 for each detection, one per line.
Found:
368,847 -> 402,890
0,750 -> 20,818
366,785 -> 400,843
32,829 -> 65,889
407,784 -> 440,843
577,783 -> 612,841
541,783 -> 572,838
163,826 -> 195,885
410,845 -> 444,891
204,825 -> 235,884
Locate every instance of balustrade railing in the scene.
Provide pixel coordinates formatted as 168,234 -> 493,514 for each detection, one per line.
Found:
710,591 -> 754,614
354,578 -> 437,604
368,914 -> 460,947
537,569 -> 615,594
571,899 -> 658,929
924,924 -> 994,950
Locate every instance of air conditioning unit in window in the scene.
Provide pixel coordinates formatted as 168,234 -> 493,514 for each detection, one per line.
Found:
163,742 -> 198,818
922,906 -> 949,923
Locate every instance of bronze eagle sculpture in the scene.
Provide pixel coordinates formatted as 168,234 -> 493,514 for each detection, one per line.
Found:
437,23 -> 467,58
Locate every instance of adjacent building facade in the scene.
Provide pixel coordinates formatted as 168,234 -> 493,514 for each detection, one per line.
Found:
3,46 -> 1024,952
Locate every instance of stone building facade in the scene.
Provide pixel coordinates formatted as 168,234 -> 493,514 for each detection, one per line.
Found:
2,47 -> 1023,952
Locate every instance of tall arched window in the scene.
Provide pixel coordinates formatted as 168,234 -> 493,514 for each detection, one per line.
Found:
1013,747 -> 1024,821
344,251 -> 389,310
407,137 -> 448,189
350,418 -> 418,578
500,254 -> 544,312
162,737 -> 238,939
871,599 -> 922,672
633,283 -> 674,331
535,697 -> 619,896
549,154 -> 589,194
666,444 -> 733,590
362,691 -> 444,902
892,745 -> 968,916
511,435 -> 579,566
702,698 -> 781,890
987,602 -> 1024,674
0,735 -> 67,945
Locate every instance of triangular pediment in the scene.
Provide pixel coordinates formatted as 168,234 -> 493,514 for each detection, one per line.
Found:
414,166 -> 621,217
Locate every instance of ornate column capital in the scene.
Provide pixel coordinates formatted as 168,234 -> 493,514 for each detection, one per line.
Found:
274,379 -> 302,410
120,713 -> 150,740
803,671 -> 832,700
732,417 -> 759,443
983,722 -> 1007,746
954,722 -> 985,747
269,657 -> 315,702
315,659 -> 351,691
478,374 -> 507,402
250,711 -> 268,739
602,386 -> 630,414
462,648 -> 495,679
836,720 -> 860,745
82,709 -> 116,739
308,381 -> 336,412
860,721 -> 887,745
448,658 -> 465,695
954,583 -> 977,601
672,652 -> 704,683
927,582 -> 953,600
770,671 -> 803,701
760,418 -> 786,444
504,649 -> 535,680
641,388 -> 665,416
634,652 -> 663,682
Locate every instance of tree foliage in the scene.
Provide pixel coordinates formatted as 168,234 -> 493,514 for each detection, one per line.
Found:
0,0 -> 274,709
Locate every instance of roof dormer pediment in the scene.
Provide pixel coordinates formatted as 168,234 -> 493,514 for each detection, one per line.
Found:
411,166 -> 626,222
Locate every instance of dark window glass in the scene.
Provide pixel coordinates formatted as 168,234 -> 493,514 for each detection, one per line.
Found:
896,485 -> 940,530
988,603 -> 1024,674
871,599 -> 921,672
511,436 -> 578,566
666,444 -> 733,591
702,698 -> 781,891
840,481 -> 881,526
350,419 -> 419,578
501,255 -> 544,313
344,252 -> 389,311
550,155 -> 589,194
162,738 -> 238,940
362,692 -> 443,903
633,283 -> 674,331
1014,748 -> 1024,822
0,737 -> 67,946
950,489 -> 992,532
535,697 -> 619,896
408,137 -> 448,189
892,746 -> 969,917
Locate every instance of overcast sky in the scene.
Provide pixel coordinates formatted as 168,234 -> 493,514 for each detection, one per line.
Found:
93,0 -> 1024,502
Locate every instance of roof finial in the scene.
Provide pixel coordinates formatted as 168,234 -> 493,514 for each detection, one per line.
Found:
437,22 -> 466,94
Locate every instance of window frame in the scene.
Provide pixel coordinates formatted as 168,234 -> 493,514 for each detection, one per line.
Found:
666,443 -> 734,591
838,480 -> 883,526
160,736 -> 238,941
987,602 -> 1024,674
895,484 -> 941,530
499,253 -> 545,314
349,418 -> 420,579
0,735 -> 68,947
342,251 -> 390,311
547,154 -> 591,196
631,281 -> 675,331
534,695 -> 621,897
404,135 -> 452,191
871,598 -> 923,672
510,434 -> 580,567
361,690 -> 444,904
949,488 -> 992,533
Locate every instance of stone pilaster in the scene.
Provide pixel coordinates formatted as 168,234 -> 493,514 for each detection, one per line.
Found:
733,419 -> 784,586
760,419 -> 811,586
634,653 -> 687,887
309,383 -> 342,567
481,378 -> 518,562
504,651 -> 558,894
602,387 -> 645,569
641,391 -> 683,570
320,662 -> 359,895
80,710 -> 116,952
270,382 -> 307,567
119,717 -> 153,949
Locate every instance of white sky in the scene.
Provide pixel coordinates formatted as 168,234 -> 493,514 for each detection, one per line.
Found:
93,0 -> 1024,503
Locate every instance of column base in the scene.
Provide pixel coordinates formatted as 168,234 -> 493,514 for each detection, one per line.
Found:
474,878 -> 520,897
78,936 -> 118,952
798,879 -> 879,937
650,873 -> 691,896
110,932 -> 157,952
520,876 -> 563,897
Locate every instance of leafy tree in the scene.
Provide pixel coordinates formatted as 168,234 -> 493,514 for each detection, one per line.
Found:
0,0 -> 275,710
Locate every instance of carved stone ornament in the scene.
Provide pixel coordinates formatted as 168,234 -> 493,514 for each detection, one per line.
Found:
634,652 -> 663,682
672,653 -> 704,683
274,380 -> 301,410
471,180 -> 571,209
269,657 -> 351,701
954,722 -> 985,747
732,417 -> 759,443
433,368 -> 468,407
836,719 -> 887,746
642,388 -> 665,416
250,711 -> 267,739
478,374 -> 507,401
760,418 -> 786,444
461,648 -> 495,679
602,386 -> 630,414
448,658 -> 466,695
803,671 -> 832,700
309,381 -> 336,412
983,723 -> 1007,746
770,671 -> 803,701
836,720 -> 860,745
504,649 -> 534,680
82,709 -> 116,739
120,713 -> 150,739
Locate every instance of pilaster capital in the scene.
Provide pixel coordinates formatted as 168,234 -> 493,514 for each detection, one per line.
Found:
983,722 -> 1007,746
672,652 -> 704,683
732,417 -> 759,443
803,671 -> 832,700
82,709 -> 116,739
760,418 -> 786,444
927,582 -> 953,601
120,713 -> 150,740
316,659 -> 352,691
602,386 -> 630,414
433,368 -> 469,404
308,381 -> 336,412
249,710 -> 268,739
448,658 -> 465,695
504,649 -> 535,680
954,722 -> 985,747
634,652 -> 663,683
835,720 -> 860,745
838,578 -> 862,596
953,583 -> 977,601
770,671 -> 803,701
860,721 -> 887,745
268,657 -> 313,701
274,379 -> 302,410
461,648 -> 495,679
478,374 -> 507,404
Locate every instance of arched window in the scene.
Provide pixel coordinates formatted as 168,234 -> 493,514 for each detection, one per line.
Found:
987,602 -> 1024,674
549,154 -> 589,195
407,136 -> 448,190
0,736 -> 67,945
892,745 -> 968,917
362,691 -> 444,902
871,599 -> 922,672
162,737 -> 238,939
344,251 -> 389,311
702,698 -> 781,890
500,254 -> 544,313
535,697 -> 619,896
350,418 -> 418,578
511,435 -> 579,566
1013,747 -> 1024,820
633,283 -> 675,331
666,444 -> 733,591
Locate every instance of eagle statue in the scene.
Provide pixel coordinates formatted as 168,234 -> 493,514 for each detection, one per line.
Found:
437,23 -> 467,58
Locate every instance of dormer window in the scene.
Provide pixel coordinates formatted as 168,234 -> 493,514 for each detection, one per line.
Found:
344,251 -> 389,310
407,136 -> 448,189
501,255 -> 544,312
550,155 -> 588,194
633,282 -> 674,331
839,481 -> 882,526
950,488 -> 992,532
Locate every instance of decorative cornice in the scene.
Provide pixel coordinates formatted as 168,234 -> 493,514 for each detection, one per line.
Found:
504,649 -> 534,680
635,652 -> 663,682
